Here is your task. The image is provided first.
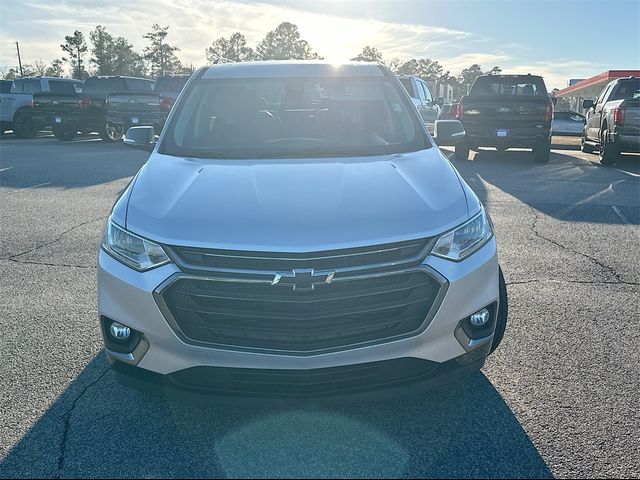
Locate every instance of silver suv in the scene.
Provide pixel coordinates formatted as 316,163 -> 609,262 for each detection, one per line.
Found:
98,61 -> 507,398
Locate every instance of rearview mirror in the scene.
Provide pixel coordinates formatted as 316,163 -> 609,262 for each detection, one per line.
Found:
582,99 -> 594,110
434,120 -> 465,146
124,126 -> 156,152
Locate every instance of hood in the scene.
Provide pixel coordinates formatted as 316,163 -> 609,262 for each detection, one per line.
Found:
125,149 -> 470,252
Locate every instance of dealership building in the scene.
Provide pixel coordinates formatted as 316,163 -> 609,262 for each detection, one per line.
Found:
554,70 -> 640,113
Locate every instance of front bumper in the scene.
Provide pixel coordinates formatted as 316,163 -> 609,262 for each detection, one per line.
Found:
106,114 -> 162,131
98,238 -> 499,392
464,124 -> 551,148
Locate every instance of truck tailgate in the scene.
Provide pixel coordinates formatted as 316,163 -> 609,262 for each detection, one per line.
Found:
461,96 -> 550,128
32,93 -> 81,117
106,91 -> 160,115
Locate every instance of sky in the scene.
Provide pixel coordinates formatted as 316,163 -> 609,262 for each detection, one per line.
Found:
0,0 -> 638,90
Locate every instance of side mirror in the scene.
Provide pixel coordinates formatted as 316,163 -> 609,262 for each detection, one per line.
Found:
434,97 -> 444,107
434,120 -> 465,146
582,99 -> 594,110
124,126 -> 156,152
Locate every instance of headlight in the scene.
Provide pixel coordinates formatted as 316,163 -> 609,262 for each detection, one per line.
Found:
102,220 -> 169,271
432,209 -> 493,261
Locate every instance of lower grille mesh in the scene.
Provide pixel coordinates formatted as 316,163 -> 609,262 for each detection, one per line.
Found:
161,271 -> 441,353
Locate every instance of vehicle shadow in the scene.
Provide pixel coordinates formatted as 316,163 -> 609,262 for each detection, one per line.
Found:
0,353 -> 552,478
448,148 -> 639,225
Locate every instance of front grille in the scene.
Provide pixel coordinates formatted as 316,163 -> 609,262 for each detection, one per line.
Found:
159,270 -> 443,353
168,358 -> 440,397
168,239 -> 431,274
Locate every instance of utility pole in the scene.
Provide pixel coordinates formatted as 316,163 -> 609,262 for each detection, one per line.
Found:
16,42 -> 24,77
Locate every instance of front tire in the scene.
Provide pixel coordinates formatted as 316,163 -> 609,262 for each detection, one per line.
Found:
12,113 -> 36,139
599,128 -> 618,166
100,122 -> 124,142
455,143 -> 470,161
489,267 -> 508,354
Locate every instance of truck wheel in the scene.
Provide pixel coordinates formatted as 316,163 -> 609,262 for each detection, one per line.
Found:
599,129 -> 618,166
533,140 -> 550,163
101,122 -> 124,142
454,143 -> 470,161
52,126 -> 76,141
489,267 -> 508,354
580,130 -> 594,154
12,113 -> 36,139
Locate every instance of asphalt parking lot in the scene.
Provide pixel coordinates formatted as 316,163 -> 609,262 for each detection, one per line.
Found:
0,133 -> 638,478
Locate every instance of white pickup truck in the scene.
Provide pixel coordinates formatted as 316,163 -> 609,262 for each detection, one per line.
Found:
0,77 -> 82,138
397,75 -> 442,131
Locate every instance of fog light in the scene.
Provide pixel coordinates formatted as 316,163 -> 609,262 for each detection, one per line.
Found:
109,321 -> 131,341
469,308 -> 490,327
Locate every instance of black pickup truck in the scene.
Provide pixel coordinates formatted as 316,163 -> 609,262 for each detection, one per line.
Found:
105,74 -> 190,136
32,89 -> 82,141
42,76 -> 154,142
454,74 -> 553,163
581,77 -> 640,165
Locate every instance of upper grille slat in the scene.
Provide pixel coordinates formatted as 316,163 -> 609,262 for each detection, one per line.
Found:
168,238 -> 432,274
158,238 -> 445,354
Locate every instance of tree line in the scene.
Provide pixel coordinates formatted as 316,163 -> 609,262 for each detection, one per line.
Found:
3,21 -> 501,99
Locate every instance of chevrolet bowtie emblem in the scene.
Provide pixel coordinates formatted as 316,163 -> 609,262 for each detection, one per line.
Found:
271,269 -> 335,291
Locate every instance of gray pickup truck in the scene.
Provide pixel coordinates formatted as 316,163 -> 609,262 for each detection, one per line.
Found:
581,77 -> 640,165
0,77 -> 82,138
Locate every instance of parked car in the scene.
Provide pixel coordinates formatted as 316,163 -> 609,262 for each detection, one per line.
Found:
581,77 -> 640,165
153,74 -> 190,115
99,61 -> 508,398
438,103 -> 457,120
551,111 -> 585,136
32,84 -> 84,141
0,80 -> 11,93
0,77 -> 82,138
397,75 -> 441,130
105,74 -> 190,137
46,76 -> 154,142
453,74 -> 553,163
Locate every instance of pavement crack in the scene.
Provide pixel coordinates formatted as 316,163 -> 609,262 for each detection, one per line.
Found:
6,258 -> 96,270
529,207 -> 630,284
56,368 -> 110,479
2,216 -> 106,261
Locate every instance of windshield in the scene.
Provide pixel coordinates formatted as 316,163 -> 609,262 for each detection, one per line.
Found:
470,76 -> 548,96
161,76 -> 428,159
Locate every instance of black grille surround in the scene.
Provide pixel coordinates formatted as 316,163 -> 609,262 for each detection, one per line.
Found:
155,239 -> 448,355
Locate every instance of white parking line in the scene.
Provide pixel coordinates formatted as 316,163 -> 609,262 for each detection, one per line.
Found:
0,167 -> 14,173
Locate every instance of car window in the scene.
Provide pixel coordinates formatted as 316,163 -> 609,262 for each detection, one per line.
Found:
416,81 -> 427,101
470,76 -> 547,96
595,84 -> 612,104
125,78 -> 154,91
0,81 -> 12,93
610,79 -> 640,101
419,81 -> 432,102
49,81 -> 77,94
163,76 -> 428,159
399,78 -> 415,98
12,79 -> 41,93
154,76 -> 189,93
83,78 -> 126,94
554,112 -> 569,119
